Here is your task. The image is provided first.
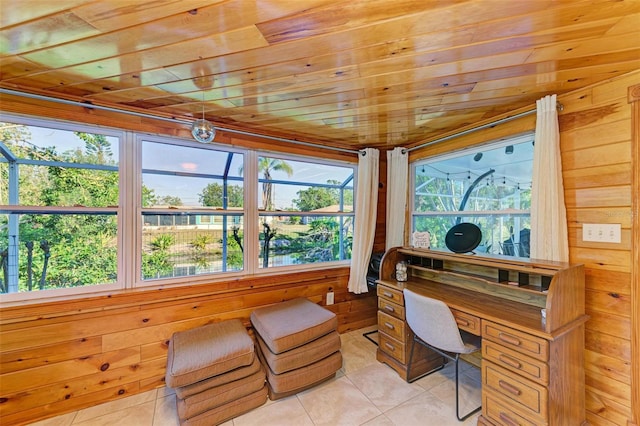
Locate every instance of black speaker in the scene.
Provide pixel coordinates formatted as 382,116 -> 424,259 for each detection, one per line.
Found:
445,223 -> 482,253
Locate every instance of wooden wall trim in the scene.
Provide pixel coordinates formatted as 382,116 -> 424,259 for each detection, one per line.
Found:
0,268 -> 350,322
628,82 -> 640,426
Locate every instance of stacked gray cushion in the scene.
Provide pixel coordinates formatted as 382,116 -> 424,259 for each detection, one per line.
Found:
165,319 -> 267,425
250,298 -> 342,400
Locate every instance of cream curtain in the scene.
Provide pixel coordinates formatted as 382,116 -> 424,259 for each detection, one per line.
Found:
530,94 -> 569,262
386,147 -> 408,251
348,148 -> 380,294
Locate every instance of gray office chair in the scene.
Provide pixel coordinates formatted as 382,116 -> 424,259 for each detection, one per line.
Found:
403,288 -> 482,421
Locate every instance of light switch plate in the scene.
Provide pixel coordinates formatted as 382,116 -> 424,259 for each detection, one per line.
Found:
582,223 -> 621,243
326,291 -> 334,305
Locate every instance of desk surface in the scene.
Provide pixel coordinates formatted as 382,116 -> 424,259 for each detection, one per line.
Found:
378,277 -> 586,340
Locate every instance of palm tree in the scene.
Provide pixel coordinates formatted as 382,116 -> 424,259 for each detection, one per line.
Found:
259,157 -> 293,210
239,157 -> 294,210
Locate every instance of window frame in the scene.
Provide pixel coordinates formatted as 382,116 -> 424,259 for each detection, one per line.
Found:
0,113 -> 357,302
254,151 -> 356,271
0,114 -> 126,302
410,133 -> 534,257
134,134 -> 249,288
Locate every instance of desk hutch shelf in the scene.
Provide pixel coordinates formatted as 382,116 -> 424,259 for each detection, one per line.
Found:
375,247 -> 587,426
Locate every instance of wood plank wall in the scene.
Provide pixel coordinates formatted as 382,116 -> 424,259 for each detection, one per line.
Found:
560,71 -> 637,426
630,82 -> 640,426
1,70 -> 638,425
0,269 -> 378,425
410,69 -> 639,426
0,98 -> 380,425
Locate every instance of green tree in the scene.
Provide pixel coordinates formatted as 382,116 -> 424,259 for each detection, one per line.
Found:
199,183 -> 243,207
1,129 -> 126,291
293,186 -> 339,212
158,195 -> 183,206
294,186 -> 337,211
293,218 -> 351,263
256,157 -> 293,210
293,179 -> 352,211
237,157 -> 293,210
1,123 -> 41,205
74,132 -> 113,164
142,186 -> 158,207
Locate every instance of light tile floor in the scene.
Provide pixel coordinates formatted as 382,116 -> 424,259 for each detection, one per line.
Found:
29,326 -> 481,426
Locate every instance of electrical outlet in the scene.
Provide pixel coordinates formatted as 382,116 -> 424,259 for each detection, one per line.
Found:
326,291 -> 334,305
602,224 -> 622,243
582,223 -> 621,243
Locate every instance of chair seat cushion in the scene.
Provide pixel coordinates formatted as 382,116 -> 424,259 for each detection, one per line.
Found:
182,385 -> 268,426
256,330 -> 341,374
165,319 -> 254,388
250,298 -> 337,354
260,349 -> 342,396
177,366 -> 266,420
176,356 -> 262,399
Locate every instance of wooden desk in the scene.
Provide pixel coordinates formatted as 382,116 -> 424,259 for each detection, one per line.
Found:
375,247 -> 587,426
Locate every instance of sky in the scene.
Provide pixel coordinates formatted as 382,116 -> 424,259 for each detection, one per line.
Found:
8,123 -> 354,209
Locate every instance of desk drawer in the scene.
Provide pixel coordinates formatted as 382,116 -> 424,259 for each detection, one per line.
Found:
378,333 -> 406,364
378,298 -> 405,319
378,310 -> 406,342
482,321 -> 549,361
377,285 -> 404,305
482,340 -> 548,385
483,391 -> 547,426
483,362 -> 548,419
451,309 -> 480,335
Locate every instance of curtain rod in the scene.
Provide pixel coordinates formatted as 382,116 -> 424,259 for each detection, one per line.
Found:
0,88 -> 364,156
404,101 -> 563,154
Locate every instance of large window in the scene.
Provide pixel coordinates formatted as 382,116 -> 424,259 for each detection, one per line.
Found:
1,120 -> 121,295
0,115 -> 356,300
256,155 -> 355,268
411,134 -> 533,257
140,140 -> 245,281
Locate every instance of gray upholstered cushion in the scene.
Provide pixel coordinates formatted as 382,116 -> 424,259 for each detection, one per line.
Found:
256,330 -> 341,374
177,366 -> 266,420
250,298 -> 337,354
165,319 -> 254,388
259,348 -> 342,396
175,356 -> 262,399
182,385 -> 267,426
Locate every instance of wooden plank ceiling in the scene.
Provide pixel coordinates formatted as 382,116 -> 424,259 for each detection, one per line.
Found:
1,0 -> 639,151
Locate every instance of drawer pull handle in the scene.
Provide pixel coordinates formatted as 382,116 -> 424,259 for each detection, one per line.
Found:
498,354 -> 522,369
384,342 -> 395,351
498,332 -> 522,346
384,322 -> 395,330
455,318 -> 469,326
384,305 -> 395,313
499,412 -> 519,426
383,291 -> 394,298
498,380 -> 522,396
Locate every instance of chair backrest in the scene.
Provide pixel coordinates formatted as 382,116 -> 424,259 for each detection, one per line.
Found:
403,289 -> 467,353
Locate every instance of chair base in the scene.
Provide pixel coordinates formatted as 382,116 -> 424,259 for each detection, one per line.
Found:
407,335 -> 481,421
362,329 -> 378,346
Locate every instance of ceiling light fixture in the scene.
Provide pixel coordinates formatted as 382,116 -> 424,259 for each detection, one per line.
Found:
191,92 -> 215,143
